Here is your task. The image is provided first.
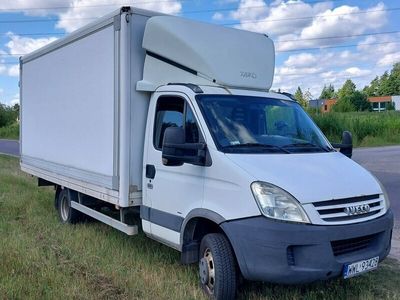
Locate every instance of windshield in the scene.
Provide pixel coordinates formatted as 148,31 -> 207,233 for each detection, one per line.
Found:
196,95 -> 333,154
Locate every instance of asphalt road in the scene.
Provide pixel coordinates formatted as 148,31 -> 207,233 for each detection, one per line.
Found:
0,139 -> 19,157
352,146 -> 400,260
352,146 -> 400,221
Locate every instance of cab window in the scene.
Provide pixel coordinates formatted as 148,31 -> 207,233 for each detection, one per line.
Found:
153,96 -> 201,150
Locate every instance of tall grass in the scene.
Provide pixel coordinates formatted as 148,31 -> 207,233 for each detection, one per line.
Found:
1,155 -> 400,299
310,111 -> 400,147
0,122 -> 19,140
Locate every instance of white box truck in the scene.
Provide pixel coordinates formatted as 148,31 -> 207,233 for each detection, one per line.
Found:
20,7 -> 393,299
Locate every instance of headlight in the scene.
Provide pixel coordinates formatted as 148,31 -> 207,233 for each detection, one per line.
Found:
251,182 -> 310,223
378,180 -> 390,210
371,174 -> 390,210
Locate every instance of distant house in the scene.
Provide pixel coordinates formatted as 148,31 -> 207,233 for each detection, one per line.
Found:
312,95 -> 400,113
308,99 -> 325,110
369,96 -> 393,112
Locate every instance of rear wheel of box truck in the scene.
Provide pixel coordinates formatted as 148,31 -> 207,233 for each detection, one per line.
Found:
199,233 -> 237,300
56,188 -> 83,224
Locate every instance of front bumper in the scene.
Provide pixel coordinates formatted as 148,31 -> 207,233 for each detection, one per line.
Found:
221,209 -> 393,284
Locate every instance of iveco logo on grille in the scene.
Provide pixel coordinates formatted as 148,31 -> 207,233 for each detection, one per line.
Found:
344,204 -> 371,216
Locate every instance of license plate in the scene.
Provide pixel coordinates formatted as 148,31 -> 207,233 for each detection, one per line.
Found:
343,256 -> 379,279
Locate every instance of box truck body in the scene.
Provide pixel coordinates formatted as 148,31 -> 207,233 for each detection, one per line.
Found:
20,9 -> 156,209
20,7 -> 393,300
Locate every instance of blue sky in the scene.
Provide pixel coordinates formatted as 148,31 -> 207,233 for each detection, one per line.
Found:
1,0 -> 400,105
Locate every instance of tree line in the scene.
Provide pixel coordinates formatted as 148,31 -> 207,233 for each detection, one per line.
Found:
0,104 -> 19,128
294,62 -> 400,112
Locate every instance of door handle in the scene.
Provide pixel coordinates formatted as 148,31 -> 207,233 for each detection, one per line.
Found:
146,164 -> 156,179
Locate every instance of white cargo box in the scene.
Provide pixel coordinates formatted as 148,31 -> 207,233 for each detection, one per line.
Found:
20,7 -> 276,208
20,8 -> 160,207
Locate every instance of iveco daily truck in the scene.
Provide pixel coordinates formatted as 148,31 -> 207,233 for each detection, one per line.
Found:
20,7 -> 393,300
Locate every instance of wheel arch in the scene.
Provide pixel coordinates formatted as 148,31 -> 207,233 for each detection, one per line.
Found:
180,209 -> 227,264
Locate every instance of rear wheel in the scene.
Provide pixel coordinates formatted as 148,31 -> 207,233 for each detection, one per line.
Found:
56,188 -> 82,224
199,233 -> 237,300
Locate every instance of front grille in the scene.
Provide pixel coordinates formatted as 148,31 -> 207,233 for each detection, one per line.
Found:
331,233 -> 379,256
312,194 -> 384,224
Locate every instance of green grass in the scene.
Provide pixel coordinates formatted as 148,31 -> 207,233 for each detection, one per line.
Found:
0,155 -> 400,299
310,111 -> 400,147
0,122 -> 19,140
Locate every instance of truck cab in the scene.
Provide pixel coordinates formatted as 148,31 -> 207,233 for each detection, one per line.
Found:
141,83 -> 393,297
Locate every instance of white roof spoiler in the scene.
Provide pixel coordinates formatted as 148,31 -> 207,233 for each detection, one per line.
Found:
137,16 -> 275,92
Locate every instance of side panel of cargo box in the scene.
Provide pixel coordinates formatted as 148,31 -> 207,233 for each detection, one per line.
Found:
20,9 -> 156,207
21,22 -> 117,185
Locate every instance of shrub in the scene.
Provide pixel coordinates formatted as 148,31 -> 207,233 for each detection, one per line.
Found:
310,111 -> 400,146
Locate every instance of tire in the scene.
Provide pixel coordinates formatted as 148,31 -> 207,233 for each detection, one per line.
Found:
199,233 -> 237,300
56,188 -> 82,224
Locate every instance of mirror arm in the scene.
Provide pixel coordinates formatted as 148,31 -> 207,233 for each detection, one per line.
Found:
331,143 -> 352,149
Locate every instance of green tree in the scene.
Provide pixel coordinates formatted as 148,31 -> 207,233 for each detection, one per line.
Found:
363,63 -> 400,96
337,79 -> 356,100
363,76 -> 380,96
387,102 -> 396,110
294,86 -> 307,107
319,84 -> 335,99
388,62 -> 400,95
0,104 -> 16,127
348,91 -> 370,111
377,71 -> 391,96
332,98 -> 355,112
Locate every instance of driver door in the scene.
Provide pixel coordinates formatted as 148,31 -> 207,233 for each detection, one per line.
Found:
144,93 -> 205,248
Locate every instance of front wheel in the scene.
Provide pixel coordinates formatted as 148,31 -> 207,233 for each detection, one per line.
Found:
199,233 -> 237,300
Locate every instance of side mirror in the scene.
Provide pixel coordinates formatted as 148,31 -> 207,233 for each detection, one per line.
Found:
162,127 -> 207,166
332,131 -> 353,158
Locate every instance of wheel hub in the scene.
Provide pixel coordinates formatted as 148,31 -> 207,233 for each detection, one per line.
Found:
60,195 -> 70,221
200,248 -> 215,292
199,258 -> 209,285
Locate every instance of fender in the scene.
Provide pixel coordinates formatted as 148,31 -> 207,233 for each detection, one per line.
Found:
180,208 -> 225,246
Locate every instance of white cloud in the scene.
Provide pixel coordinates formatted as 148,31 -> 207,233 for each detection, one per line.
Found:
0,0 -> 69,16
357,34 -> 400,55
8,65 -> 20,77
0,64 -> 6,75
6,33 -> 58,55
231,0 -> 268,22
213,12 -> 225,21
355,34 -> 400,68
272,49 -> 378,97
300,3 -> 386,40
10,94 -> 20,106
341,67 -> 371,77
215,0 -> 239,4
0,0 -> 182,33
56,0 -> 182,33
231,1 -> 387,52
378,52 -> 400,67
271,65 -> 374,98
232,0 -> 332,36
284,53 -> 317,68
276,2 -> 387,52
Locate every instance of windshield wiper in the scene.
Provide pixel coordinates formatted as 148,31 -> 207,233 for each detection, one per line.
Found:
282,142 -> 331,152
223,143 -> 291,153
